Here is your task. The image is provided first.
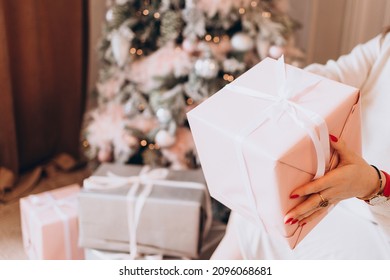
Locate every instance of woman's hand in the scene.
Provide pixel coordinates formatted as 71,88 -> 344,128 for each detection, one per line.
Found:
284,135 -> 380,226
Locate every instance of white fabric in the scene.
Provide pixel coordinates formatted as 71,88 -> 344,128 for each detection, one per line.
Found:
220,32 -> 390,259
232,199 -> 390,259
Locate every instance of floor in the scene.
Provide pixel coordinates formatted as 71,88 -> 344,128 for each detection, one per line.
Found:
0,163 -> 224,260
0,166 -> 91,259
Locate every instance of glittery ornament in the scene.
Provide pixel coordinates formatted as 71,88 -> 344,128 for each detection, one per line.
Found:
160,10 -> 183,45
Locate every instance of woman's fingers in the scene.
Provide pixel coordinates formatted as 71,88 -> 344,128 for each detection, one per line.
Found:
298,206 -> 332,226
284,135 -> 374,227
290,176 -> 328,198
329,134 -> 353,163
285,190 -> 334,224
290,135 -> 357,199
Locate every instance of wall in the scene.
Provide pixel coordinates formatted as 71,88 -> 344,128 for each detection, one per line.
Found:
289,0 -> 390,65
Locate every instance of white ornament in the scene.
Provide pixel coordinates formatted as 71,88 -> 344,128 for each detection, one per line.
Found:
185,0 -> 195,9
111,31 -> 130,67
194,57 -> 219,79
116,0 -> 128,5
268,45 -> 284,58
156,108 -> 172,124
231,32 -> 254,52
155,130 -> 176,148
106,9 -> 114,23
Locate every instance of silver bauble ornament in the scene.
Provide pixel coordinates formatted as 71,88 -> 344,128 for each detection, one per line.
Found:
231,32 -> 254,52
156,108 -> 172,124
155,130 -> 176,148
194,56 -> 219,79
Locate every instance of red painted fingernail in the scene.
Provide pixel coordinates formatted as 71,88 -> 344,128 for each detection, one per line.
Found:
290,194 -> 300,199
329,134 -> 338,142
291,219 -> 298,225
301,222 -> 307,227
285,218 -> 293,224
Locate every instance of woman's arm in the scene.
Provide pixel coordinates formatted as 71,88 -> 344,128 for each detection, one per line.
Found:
304,34 -> 381,89
284,135 -> 390,240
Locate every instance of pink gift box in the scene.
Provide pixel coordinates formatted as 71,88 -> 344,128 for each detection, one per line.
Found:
187,57 -> 361,249
20,184 -> 84,259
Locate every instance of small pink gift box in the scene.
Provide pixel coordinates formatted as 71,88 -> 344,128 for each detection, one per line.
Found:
20,184 -> 84,259
187,57 -> 361,249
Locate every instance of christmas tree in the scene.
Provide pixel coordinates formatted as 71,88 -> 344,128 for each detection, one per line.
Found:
82,0 -> 303,169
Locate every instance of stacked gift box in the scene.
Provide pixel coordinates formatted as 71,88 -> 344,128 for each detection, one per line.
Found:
19,163 -> 225,260
78,163 -> 219,259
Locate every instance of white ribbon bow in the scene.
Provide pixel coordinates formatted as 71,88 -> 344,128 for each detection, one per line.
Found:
83,165 -> 212,260
226,56 -> 330,228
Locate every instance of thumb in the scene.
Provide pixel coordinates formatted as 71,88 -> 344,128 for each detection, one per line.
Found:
329,134 -> 350,161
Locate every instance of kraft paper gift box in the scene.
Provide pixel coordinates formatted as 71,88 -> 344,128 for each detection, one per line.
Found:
78,163 -> 212,259
83,220 -> 225,260
20,184 -> 85,259
187,57 -> 361,249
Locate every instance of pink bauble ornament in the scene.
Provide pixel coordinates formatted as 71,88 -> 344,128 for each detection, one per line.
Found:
98,145 -> 113,162
268,45 -> 284,59
194,56 -> 219,79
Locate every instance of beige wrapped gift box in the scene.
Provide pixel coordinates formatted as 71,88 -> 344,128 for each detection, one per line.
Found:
83,221 -> 226,260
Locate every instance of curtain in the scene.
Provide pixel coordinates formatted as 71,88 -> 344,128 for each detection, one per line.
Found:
0,0 -> 88,194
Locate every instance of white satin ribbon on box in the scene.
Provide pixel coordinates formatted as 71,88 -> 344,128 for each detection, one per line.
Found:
225,56 -> 330,228
27,192 -> 77,259
83,165 -> 212,260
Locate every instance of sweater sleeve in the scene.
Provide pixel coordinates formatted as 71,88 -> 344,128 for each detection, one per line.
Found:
369,200 -> 390,242
306,33 -> 390,241
304,35 -> 381,89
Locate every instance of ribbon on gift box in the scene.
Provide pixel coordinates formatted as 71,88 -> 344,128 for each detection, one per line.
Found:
26,192 -> 78,259
225,56 -> 330,233
83,165 -> 212,260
